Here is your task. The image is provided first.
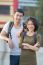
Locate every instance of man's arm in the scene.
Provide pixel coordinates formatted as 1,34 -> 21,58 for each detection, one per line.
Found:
0,22 -> 10,41
0,22 -> 14,49
0,31 -> 9,42
0,31 -> 14,49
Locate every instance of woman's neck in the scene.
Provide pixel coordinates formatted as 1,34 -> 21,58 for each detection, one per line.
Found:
27,31 -> 35,36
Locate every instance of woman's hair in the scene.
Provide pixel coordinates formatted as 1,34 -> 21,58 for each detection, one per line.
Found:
26,17 -> 39,32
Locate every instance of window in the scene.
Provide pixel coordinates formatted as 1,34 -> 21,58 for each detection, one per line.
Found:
0,5 -> 10,15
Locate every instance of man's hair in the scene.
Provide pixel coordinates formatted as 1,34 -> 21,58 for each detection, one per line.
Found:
15,8 -> 24,16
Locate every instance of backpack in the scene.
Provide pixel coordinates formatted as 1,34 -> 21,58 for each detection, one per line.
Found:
7,21 -> 14,38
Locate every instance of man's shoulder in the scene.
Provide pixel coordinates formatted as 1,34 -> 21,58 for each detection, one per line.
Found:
5,21 -> 14,27
4,21 -> 10,26
1,21 -> 12,33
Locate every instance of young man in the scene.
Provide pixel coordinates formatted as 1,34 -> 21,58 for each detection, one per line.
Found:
0,9 -> 24,65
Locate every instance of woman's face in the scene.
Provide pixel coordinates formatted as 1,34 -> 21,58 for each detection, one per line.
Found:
27,20 -> 35,32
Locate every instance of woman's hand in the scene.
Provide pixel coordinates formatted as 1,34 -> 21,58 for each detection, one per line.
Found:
22,43 -> 29,49
34,42 -> 40,47
22,43 -> 39,51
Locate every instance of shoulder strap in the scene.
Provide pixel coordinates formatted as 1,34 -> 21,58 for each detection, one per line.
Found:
23,31 -> 26,39
8,21 -> 14,38
34,33 -> 37,44
21,31 -> 26,42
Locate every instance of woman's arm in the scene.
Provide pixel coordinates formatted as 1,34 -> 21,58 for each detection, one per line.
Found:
22,43 -> 39,51
27,42 -> 40,51
22,34 -> 41,51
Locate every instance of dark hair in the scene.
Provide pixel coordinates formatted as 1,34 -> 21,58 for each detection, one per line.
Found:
23,23 -> 27,29
26,17 -> 39,31
15,8 -> 24,16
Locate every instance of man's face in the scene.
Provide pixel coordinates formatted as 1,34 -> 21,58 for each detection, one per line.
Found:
14,12 -> 23,23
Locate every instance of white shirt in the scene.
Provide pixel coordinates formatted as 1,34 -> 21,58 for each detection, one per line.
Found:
2,21 -> 23,55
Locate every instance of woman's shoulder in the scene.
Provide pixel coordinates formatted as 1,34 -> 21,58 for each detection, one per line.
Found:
37,33 -> 41,37
36,32 -> 42,39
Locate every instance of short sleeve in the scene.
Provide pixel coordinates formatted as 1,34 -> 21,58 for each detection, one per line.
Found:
1,21 -> 10,33
36,34 -> 42,48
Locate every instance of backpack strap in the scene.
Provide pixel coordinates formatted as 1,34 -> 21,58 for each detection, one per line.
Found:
7,21 -> 14,38
21,30 -> 26,38
22,32 -> 37,44
21,31 -> 37,44
34,33 -> 37,44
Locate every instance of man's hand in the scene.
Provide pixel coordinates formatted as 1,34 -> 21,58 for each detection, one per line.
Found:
16,28 -> 23,37
8,38 -> 14,49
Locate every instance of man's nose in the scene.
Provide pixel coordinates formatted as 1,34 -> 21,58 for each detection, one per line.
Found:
18,16 -> 21,19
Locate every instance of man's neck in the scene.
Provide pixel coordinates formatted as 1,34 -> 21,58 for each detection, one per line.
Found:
14,22 -> 20,28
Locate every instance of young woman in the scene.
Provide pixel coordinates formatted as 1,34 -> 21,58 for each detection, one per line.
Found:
19,17 -> 41,65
